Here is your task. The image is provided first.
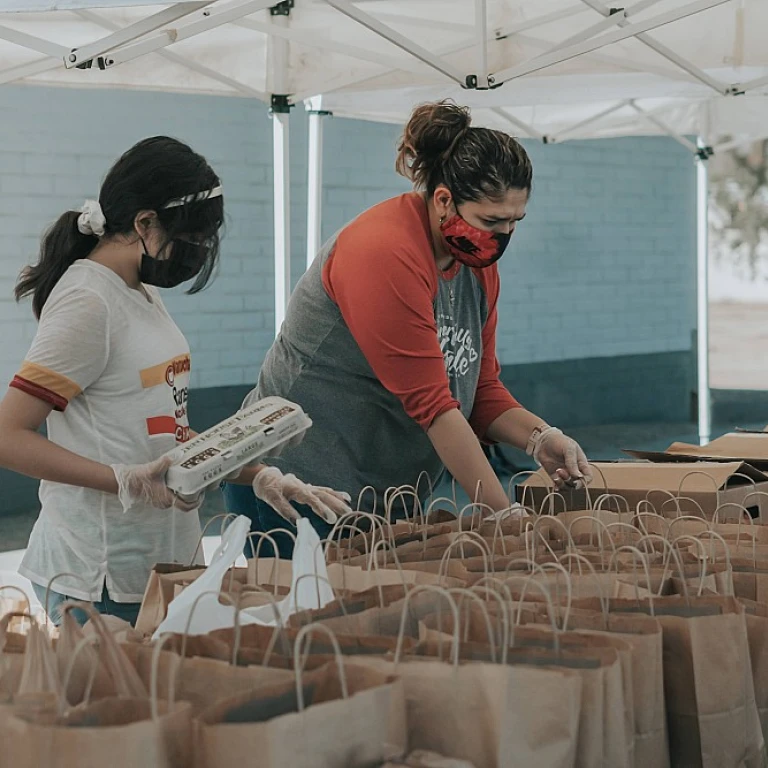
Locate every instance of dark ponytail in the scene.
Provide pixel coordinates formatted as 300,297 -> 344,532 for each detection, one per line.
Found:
15,212 -> 99,319
16,135 -> 223,319
396,99 -> 533,204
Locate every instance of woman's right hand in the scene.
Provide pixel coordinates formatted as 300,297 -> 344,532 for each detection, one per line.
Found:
111,456 -> 201,513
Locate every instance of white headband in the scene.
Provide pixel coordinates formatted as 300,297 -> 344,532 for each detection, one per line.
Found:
163,184 -> 223,209
75,184 -> 222,237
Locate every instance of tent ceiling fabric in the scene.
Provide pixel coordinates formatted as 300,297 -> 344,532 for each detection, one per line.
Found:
0,0 -> 765,144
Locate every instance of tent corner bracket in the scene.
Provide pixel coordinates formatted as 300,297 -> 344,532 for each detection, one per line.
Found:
270,94 -> 293,114
270,1 -> 294,16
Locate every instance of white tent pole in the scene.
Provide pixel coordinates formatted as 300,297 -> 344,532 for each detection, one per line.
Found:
475,0 -> 488,86
101,0 -> 277,69
324,0 -> 469,87
306,96 -> 329,270
630,101 -> 700,153
737,71 -> 768,93
696,138 -> 711,445
554,100 -> 632,141
0,57 -> 60,85
490,108 -> 545,141
492,0 -> 731,87
0,25 -> 69,57
578,0 -> 728,94
270,3 -> 292,337
65,1 -> 211,68
77,9 -> 267,98
273,110 -> 290,335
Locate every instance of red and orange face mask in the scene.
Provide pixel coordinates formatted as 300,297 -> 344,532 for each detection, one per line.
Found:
440,211 -> 511,269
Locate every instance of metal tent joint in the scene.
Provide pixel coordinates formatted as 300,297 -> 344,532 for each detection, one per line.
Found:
726,85 -> 745,96
696,145 -> 714,161
67,48 -> 108,70
270,94 -> 293,114
270,1 -> 293,16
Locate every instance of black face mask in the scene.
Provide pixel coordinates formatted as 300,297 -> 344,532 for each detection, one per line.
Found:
139,237 -> 207,289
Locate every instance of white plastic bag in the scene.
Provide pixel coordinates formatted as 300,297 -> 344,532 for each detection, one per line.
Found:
153,516 -> 333,639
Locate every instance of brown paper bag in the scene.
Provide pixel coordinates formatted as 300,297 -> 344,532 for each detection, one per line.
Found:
120,642 -> 292,715
738,600 -> 768,745
415,623 -> 629,768
597,595 -> 765,768
361,652 -> 582,768
3,697 -> 193,768
194,658 -> 407,768
565,601 -> 669,768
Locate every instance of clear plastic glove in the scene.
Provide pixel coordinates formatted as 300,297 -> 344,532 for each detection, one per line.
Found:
111,456 -> 202,514
532,427 -> 592,490
252,465 -> 353,525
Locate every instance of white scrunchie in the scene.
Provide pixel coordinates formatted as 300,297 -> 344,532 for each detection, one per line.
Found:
77,199 -> 106,237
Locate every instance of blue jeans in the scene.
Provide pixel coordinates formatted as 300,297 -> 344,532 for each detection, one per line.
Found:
32,582 -> 142,628
221,483 -> 335,559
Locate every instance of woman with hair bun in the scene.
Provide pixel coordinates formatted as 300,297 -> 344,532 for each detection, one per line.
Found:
225,100 -> 592,556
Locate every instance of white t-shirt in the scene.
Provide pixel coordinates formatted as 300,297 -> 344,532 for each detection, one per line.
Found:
13,260 -> 202,602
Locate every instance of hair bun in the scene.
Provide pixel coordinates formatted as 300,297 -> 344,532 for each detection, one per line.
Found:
395,100 -> 471,184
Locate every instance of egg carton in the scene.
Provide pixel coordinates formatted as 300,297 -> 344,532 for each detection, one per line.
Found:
164,396 -> 312,499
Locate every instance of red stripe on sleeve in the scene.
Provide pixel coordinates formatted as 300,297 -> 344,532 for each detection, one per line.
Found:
9,375 -> 68,412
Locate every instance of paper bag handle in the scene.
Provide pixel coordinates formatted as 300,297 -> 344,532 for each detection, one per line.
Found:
539,490 -> 568,517
567,514 -> 616,557
438,532 -> 491,581
593,493 -> 631,515
447,588 -> 497,664
557,553 -> 608,627
696,530 -> 734,594
609,545 -> 656,615
504,568 -> 562,653
356,485 -> 378,518
293,623 -> 348,711
508,470 -> 550,511
394,585 -> 460,667
60,634 -> 101,714
632,508 -> 669,537
425,496 -> 459,519
0,586 -> 31,616
661,495 -> 706,519
414,470 -> 435,527
604,521 -> 642,549
468,581 -> 512,664
635,534 -> 690,605
189,513 -> 239,566
677,470 -> 721,506
669,535 -> 709,597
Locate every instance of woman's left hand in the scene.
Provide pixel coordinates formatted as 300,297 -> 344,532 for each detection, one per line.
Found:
532,427 -> 592,489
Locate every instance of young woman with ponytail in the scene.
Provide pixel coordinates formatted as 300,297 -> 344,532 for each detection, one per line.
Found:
0,136 -> 350,625
225,100 -> 593,557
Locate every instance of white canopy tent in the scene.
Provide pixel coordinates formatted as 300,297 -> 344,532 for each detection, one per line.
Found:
0,1 -> 766,443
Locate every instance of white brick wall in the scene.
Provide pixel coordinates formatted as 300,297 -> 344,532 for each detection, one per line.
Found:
0,85 -> 695,392
498,137 -> 696,365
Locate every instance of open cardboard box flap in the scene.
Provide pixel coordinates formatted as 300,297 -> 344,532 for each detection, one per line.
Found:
521,460 -> 767,492
625,433 -> 768,469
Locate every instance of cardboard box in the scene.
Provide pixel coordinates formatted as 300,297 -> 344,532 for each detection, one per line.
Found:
625,432 -> 768,471
517,461 -> 768,520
